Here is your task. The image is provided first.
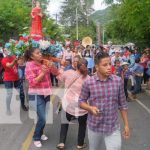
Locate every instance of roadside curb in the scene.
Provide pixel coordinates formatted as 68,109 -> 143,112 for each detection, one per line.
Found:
144,89 -> 150,95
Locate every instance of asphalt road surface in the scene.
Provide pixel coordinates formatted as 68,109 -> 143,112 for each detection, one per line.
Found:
0,84 -> 150,150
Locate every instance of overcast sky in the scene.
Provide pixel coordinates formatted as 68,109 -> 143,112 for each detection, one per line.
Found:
47,0 -> 107,17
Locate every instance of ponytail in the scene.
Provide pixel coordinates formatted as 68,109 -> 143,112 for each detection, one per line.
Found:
77,58 -> 88,77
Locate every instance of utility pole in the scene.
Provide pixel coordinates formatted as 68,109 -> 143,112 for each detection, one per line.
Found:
96,22 -> 101,45
76,8 -> 79,40
53,14 -> 58,24
103,28 -> 105,45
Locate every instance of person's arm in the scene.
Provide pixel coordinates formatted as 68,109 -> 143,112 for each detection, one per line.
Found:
80,102 -> 100,116
25,64 -> 48,86
35,67 -> 47,82
31,8 -> 36,18
120,110 -> 130,139
79,80 -> 100,116
118,79 -> 130,139
129,56 -> 135,68
6,58 -> 18,68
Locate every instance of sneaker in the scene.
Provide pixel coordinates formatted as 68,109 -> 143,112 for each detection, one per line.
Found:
34,141 -> 42,148
41,134 -> 48,141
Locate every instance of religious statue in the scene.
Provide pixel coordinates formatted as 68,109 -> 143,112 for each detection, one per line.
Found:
30,1 -> 43,41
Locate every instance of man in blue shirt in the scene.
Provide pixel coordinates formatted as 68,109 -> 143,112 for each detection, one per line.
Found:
130,58 -> 144,99
128,50 -> 135,69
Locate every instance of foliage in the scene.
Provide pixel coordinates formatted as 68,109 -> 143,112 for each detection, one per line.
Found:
103,0 -> 124,5
103,0 -> 150,47
43,18 -> 64,41
90,7 -> 112,25
60,0 -> 94,26
64,21 -> 96,42
0,0 -> 30,41
0,0 -> 64,45
59,0 -> 96,41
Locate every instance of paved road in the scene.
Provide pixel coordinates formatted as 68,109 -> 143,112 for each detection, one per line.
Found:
0,84 -> 150,150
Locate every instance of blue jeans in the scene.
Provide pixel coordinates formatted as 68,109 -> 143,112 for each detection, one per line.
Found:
4,80 -> 25,111
29,95 -> 50,141
132,76 -> 142,94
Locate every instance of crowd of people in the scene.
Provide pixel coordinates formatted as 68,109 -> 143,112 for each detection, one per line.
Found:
0,43 -> 150,149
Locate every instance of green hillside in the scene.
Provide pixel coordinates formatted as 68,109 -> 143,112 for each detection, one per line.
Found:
90,7 -> 112,25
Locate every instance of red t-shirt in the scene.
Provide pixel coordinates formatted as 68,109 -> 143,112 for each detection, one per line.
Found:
1,56 -> 19,81
111,66 -> 115,74
124,51 -> 129,58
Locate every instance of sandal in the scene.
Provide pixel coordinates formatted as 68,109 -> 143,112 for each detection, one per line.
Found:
77,143 -> 87,149
56,143 -> 65,150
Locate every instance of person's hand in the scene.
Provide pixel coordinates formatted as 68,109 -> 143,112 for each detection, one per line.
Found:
89,106 -> 101,116
31,15 -> 35,19
38,13 -> 43,17
122,126 -> 130,139
42,59 -> 53,67
14,57 -> 19,63
60,60 -> 65,66
41,65 -> 49,74
47,61 -> 54,68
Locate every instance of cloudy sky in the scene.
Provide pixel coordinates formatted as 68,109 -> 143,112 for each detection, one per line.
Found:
47,0 -> 107,17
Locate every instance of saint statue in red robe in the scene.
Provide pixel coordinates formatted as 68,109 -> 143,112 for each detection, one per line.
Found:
30,1 -> 43,41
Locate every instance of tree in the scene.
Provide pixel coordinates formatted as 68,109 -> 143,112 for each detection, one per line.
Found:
59,0 -> 95,41
64,21 -> 96,42
105,0 -> 150,47
43,18 -> 64,41
60,0 -> 94,26
103,0 -> 124,5
0,0 -> 63,43
0,0 -> 30,41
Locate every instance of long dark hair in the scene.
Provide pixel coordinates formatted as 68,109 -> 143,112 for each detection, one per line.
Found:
24,47 -> 38,61
77,58 -> 88,78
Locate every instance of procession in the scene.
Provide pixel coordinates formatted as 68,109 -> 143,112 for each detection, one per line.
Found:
0,0 -> 150,150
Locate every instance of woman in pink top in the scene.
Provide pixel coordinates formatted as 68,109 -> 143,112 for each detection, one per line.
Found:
24,47 -> 59,148
56,58 -> 89,150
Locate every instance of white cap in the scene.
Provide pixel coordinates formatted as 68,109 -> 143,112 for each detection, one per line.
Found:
115,50 -> 120,53
121,62 -> 129,66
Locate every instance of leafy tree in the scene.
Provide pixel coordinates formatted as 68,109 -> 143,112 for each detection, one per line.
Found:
103,0 -> 124,5
104,0 -> 150,47
60,0 -> 94,26
64,21 -> 96,42
59,0 -> 96,42
43,18 -> 64,41
0,0 -> 30,41
0,0 -> 63,43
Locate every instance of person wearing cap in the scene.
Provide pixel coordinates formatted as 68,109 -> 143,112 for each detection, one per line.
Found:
120,51 -> 128,63
109,46 -> 115,56
128,50 -> 135,69
122,62 -> 132,101
111,49 -> 121,66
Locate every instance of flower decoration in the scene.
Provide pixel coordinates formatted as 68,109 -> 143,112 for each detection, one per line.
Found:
4,34 -> 63,57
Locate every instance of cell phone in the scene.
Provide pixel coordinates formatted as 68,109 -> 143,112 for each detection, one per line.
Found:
97,110 -> 103,114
